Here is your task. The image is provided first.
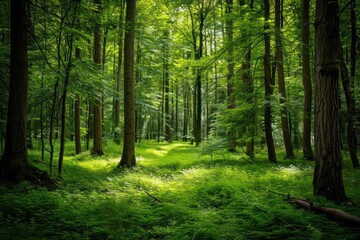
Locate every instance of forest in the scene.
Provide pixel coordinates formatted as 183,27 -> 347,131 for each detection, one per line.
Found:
1,0 -> 360,239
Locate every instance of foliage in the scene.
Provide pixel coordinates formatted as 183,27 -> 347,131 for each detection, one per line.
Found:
1,140 -> 360,239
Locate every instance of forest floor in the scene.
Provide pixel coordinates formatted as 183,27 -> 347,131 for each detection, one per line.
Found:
1,140 -> 360,240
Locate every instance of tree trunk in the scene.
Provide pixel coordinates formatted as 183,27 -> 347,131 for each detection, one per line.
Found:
346,0 -> 359,168
263,0 -> 277,163
313,0 -> 346,202
339,59 -> 359,168
92,0 -> 104,156
226,0 -> 237,152
239,0 -> 254,157
119,0 -> 136,167
74,48 -> 82,154
75,94 -> 82,154
164,30 -> 172,142
302,0 -> 314,160
114,0 -> 125,145
275,0 -> 294,159
58,1 -> 78,177
0,0 -> 54,188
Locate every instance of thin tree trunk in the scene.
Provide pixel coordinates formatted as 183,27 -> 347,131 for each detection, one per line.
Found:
226,0 -> 236,151
313,0 -> 346,202
164,31 -> 172,142
74,47 -> 82,154
302,0 -> 314,160
240,0 -> 254,157
264,0 -> 277,163
339,60 -> 359,168
58,1 -> 78,177
114,0 -> 125,144
275,0 -> 294,159
92,0 -> 104,156
346,0 -> 359,168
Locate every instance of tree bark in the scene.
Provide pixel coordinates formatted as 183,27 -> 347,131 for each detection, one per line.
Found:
119,0 -> 136,167
301,0 -> 314,160
0,0 -> 54,188
114,0 -> 125,145
275,0 -> 294,159
263,0 -> 277,163
92,0 -> 104,156
313,0 -> 346,202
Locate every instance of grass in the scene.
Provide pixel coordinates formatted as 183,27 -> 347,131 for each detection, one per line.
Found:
1,140 -> 360,239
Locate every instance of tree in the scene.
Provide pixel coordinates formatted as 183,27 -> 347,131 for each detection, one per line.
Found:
239,0 -> 255,158
263,0 -> 277,163
338,0 -> 359,168
313,0 -> 346,202
164,30 -> 172,142
186,0 -> 214,147
275,0 -> 294,159
118,0 -> 136,167
301,0 -> 314,160
92,0 -> 104,156
114,0 -> 125,145
0,0 -> 53,187
226,0 -> 236,152
58,0 -> 80,178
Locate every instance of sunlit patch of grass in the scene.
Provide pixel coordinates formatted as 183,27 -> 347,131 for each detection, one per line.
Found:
2,140 -> 360,240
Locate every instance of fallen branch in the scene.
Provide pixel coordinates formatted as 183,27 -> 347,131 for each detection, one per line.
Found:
145,190 -> 161,203
291,198 -> 360,227
270,190 -> 360,227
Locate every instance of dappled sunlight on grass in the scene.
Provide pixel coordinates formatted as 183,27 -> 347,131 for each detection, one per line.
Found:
2,140 -> 360,240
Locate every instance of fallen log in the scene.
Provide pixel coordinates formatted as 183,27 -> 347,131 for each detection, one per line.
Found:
291,198 -> 360,227
270,190 -> 360,227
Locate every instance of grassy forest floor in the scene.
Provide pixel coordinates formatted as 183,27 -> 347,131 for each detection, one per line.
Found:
1,140 -> 360,240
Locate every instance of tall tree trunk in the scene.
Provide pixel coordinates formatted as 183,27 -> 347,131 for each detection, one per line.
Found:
74,46 -> 82,154
0,0 -> 53,187
302,0 -> 314,160
345,0 -> 359,168
114,0 -> 125,145
275,0 -> 294,159
313,0 -> 346,202
119,0 -> 136,167
226,0 -> 236,152
183,81 -> 189,142
164,30 -> 172,142
58,0 -> 78,178
74,93 -> 82,154
92,0 -> 104,156
264,0 -> 277,163
188,2 -> 207,147
240,0 -> 254,157
339,58 -> 359,168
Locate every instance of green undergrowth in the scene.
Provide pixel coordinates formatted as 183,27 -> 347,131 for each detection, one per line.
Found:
1,140 -> 360,239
